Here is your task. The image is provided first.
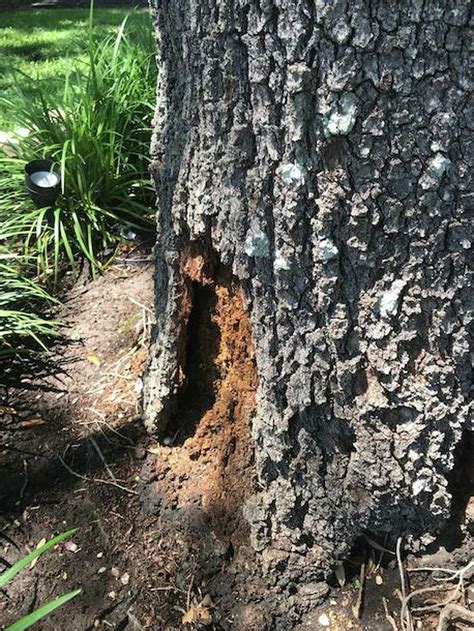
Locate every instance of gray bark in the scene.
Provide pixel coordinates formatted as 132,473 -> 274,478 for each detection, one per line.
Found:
145,0 -> 472,619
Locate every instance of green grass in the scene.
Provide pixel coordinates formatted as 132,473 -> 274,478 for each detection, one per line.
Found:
0,8 -> 155,279
0,8 -> 150,130
0,6 -> 156,357
0,258 -> 59,356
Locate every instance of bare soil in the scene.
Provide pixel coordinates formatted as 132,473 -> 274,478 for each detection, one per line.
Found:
1,254 -> 472,630
0,251 -> 264,630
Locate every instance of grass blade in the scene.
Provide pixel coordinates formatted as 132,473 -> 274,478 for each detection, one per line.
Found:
5,589 -> 82,631
0,529 -> 77,589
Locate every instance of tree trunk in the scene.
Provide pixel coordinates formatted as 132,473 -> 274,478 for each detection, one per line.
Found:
144,0 -> 471,622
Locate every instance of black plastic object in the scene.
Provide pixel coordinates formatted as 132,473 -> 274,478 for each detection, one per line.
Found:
25,160 -> 61,207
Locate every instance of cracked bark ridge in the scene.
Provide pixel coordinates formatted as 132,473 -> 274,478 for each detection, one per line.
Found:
145,0 -> 472,614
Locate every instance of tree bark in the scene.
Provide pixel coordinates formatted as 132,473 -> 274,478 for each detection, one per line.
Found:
145,0 -> 472,620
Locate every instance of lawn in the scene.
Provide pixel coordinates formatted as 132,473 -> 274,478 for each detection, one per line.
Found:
0,6 -> 155,357
0,8 -> 150,130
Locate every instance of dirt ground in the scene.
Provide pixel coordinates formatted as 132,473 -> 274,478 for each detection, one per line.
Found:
0,251 -> 472,630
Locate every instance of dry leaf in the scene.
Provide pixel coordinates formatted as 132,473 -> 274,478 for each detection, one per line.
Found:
120,572 -> 130,585
181,607 -> 196,625
86,353 -> 101,366
182,602 -> 212,626
64,541 -> 79,553
335,562 -> 346,587
197,606 -> 212,625
20,418 -> 46,429
147,446 -> 161,455
29,538 -> 47,570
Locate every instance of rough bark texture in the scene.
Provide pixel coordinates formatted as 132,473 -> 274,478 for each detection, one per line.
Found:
145,0 -> 472,620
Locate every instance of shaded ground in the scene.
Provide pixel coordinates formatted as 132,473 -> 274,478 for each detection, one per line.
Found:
0,254 -> 473,629
0,252 -> 263,629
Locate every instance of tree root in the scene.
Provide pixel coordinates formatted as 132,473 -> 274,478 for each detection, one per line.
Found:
436,604 -> 474,631
393,539 -> 473,631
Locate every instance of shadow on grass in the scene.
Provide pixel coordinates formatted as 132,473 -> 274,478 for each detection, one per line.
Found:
0,8 -> 146,31
0,39 -> 79,61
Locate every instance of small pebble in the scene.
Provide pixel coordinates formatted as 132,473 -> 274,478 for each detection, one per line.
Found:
97,566 -> 107,574
375,575 -> 383,585
96,552 -> 103,558
120,572 -> 130,586
111,567 -> 120,578
318,613 -> 330,627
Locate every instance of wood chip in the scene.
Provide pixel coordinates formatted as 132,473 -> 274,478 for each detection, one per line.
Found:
19,418 -> 46,429
86,353 -> 101,366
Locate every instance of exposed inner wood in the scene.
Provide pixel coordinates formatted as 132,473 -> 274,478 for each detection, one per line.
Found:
152,250 -> 258,544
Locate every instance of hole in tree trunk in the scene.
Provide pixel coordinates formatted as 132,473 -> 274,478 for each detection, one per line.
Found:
161,245 -> 258,459
167,282 -> 221,445
150,249 -> 259,545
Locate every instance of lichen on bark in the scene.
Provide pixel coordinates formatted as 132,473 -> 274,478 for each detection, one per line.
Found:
145,0 -> 472,618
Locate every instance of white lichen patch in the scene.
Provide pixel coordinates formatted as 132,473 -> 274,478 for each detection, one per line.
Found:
318,238 -> 339,261
287,63 -> 310,93
412,477 -> 430,496
408,449 -> 421,462
323,93 -> 358,136
379,279 -> 406,318
280,162 -> 305,186
419,153 -> 451,189
244,229 -> 270,258
274,250 -> 291,271
429,153 -> 451,178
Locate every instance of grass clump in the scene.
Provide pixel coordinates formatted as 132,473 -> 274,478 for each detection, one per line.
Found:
0,10 -> 156,279
0,8 -> 138,131
0,7 -> 157,358
0,258 -> 58,357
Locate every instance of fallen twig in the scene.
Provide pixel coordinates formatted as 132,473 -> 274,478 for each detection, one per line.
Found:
126,296 -> 154,316
19,458 -> 29,499
397,538 -> 414,631
58,455 -> 137,495
436,603 -> 474,631
352,561 -> 366,618
399,555 -> 473,629
383,597 -> 399,631
89,437 -> 117,482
